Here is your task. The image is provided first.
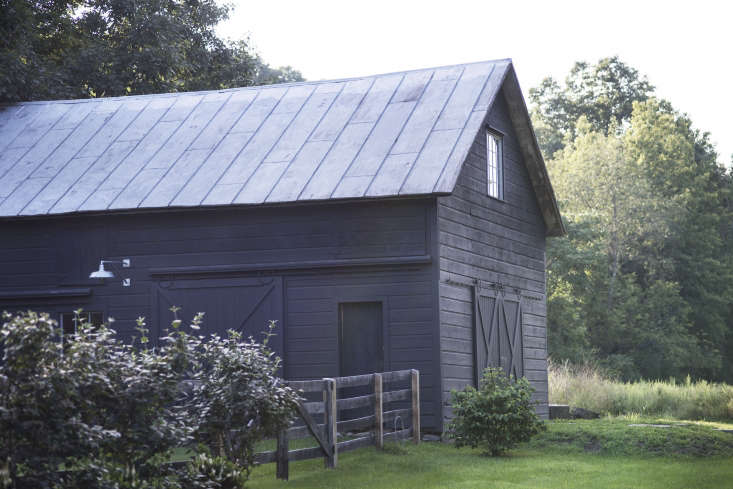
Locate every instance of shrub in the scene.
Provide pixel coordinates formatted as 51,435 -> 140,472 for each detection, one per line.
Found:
191,321 -> 299,474
182,450 -> 249,489
0,311 -> 118,488
448,368 -> 545,456
0,309 -> 299,489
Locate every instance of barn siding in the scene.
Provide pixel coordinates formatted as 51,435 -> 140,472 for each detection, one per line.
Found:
437,89 -> 549,421
0,198 -> 441,430
284,268 -> 437,429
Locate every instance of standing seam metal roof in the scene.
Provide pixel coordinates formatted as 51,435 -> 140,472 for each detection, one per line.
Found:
0,58 -> 563,236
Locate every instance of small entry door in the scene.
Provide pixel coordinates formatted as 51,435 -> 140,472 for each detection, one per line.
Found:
339,302 -> 384,376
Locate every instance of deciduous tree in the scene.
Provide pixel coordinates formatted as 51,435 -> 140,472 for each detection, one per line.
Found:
0,0 -> 303,103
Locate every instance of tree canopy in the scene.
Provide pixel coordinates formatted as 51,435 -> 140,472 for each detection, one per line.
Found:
535,57 -> 733,381
530,56 -> 654,159
0,0 -> 303,102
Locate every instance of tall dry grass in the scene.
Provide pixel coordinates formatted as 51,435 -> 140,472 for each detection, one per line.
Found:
548,359 -> 733,420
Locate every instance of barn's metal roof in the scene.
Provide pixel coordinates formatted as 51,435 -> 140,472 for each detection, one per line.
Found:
0,59 -> 564,235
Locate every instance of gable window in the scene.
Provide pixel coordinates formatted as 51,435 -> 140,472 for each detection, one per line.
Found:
487,130 -> 503,199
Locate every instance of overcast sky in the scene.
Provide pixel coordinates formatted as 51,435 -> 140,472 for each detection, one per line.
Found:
218,0 -> 732,166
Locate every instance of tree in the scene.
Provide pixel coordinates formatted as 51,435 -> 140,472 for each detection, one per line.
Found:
534,56 -> 733,381
546,115 -> 698,379
0,0 -> 85,101
0,0 -> 303,103
551,117 -> 673,307
625,99 -> 733,378
530,56 -> 654,158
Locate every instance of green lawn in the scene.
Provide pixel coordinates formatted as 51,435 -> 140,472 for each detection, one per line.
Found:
247,418 -> 733,489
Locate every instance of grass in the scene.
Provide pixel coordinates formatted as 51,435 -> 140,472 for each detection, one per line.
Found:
528,416 -> 733,457
245,418 -> 733,489
549,360 -> 733,420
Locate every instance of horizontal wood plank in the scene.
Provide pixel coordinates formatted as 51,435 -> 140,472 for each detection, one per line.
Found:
254,450 -> 277,464
381,370 -> 412,383
337,393 -> 375,411
337,433 -> 375,453
287,379 -> 325,392
338,414 -> 376,432
384,427 -> 412,442
335,373 -> 374,388
383,388 -> 411,403
289,446 -> 326,462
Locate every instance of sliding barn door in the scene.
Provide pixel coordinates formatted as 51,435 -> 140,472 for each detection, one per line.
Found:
474,285 -> 524,382
153,276 -> 284,357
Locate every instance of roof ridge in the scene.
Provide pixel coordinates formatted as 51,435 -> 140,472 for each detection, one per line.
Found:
0,59 -> 514,107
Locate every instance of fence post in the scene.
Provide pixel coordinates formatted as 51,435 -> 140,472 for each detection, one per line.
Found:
323,378 -> 337,468
411,369 -> 420,444
374,373 -> 383,449
276,429 -> 289,480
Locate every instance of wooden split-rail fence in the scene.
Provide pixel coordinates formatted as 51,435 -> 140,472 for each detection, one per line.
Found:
254,369 -> 420,480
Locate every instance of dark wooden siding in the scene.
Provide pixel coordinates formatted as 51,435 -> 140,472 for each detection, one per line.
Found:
437,89 -> 549,420
0,198 -> 441,429
284,268 -> 438,429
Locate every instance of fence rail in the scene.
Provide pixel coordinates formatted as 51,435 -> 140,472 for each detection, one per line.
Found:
254,369 -> 420,480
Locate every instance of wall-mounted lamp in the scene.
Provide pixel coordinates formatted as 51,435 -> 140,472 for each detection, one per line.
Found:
90,259 -> 131,286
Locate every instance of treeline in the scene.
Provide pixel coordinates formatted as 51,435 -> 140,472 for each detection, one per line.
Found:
0,0 -> 302,102
532,57 -> 733,382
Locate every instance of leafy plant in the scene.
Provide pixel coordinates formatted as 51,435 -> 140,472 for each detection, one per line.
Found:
182,449 -> 249,489
448,368 -> 545,456
1,0 -> 303,103
192,321 -> 299,474
0,310 -> 299,488
0,310 -> 120,488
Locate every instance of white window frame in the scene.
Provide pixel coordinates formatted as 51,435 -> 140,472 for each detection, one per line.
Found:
486,129 -> 504,200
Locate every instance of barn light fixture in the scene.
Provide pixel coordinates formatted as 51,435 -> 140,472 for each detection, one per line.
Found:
90,259 -> 131,286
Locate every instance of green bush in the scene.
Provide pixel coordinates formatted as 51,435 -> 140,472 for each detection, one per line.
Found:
448,368 -> 545,456
182,450 -> 249,489
193,324 -> 296,474
0,309 -> 300,489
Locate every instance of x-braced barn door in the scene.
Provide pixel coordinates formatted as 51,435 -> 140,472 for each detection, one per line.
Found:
153,276 -> 284,358
474,283 -> 524,382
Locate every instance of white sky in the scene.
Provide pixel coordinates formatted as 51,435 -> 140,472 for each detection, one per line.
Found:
218,0 -> 732,166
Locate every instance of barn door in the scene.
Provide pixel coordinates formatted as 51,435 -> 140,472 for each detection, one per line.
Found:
339,302 -> 384,377
153,276 -> 284,357
474,284 -> 523,382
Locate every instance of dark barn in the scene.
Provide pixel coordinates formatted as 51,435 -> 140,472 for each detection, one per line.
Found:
0,59 -> 563,431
